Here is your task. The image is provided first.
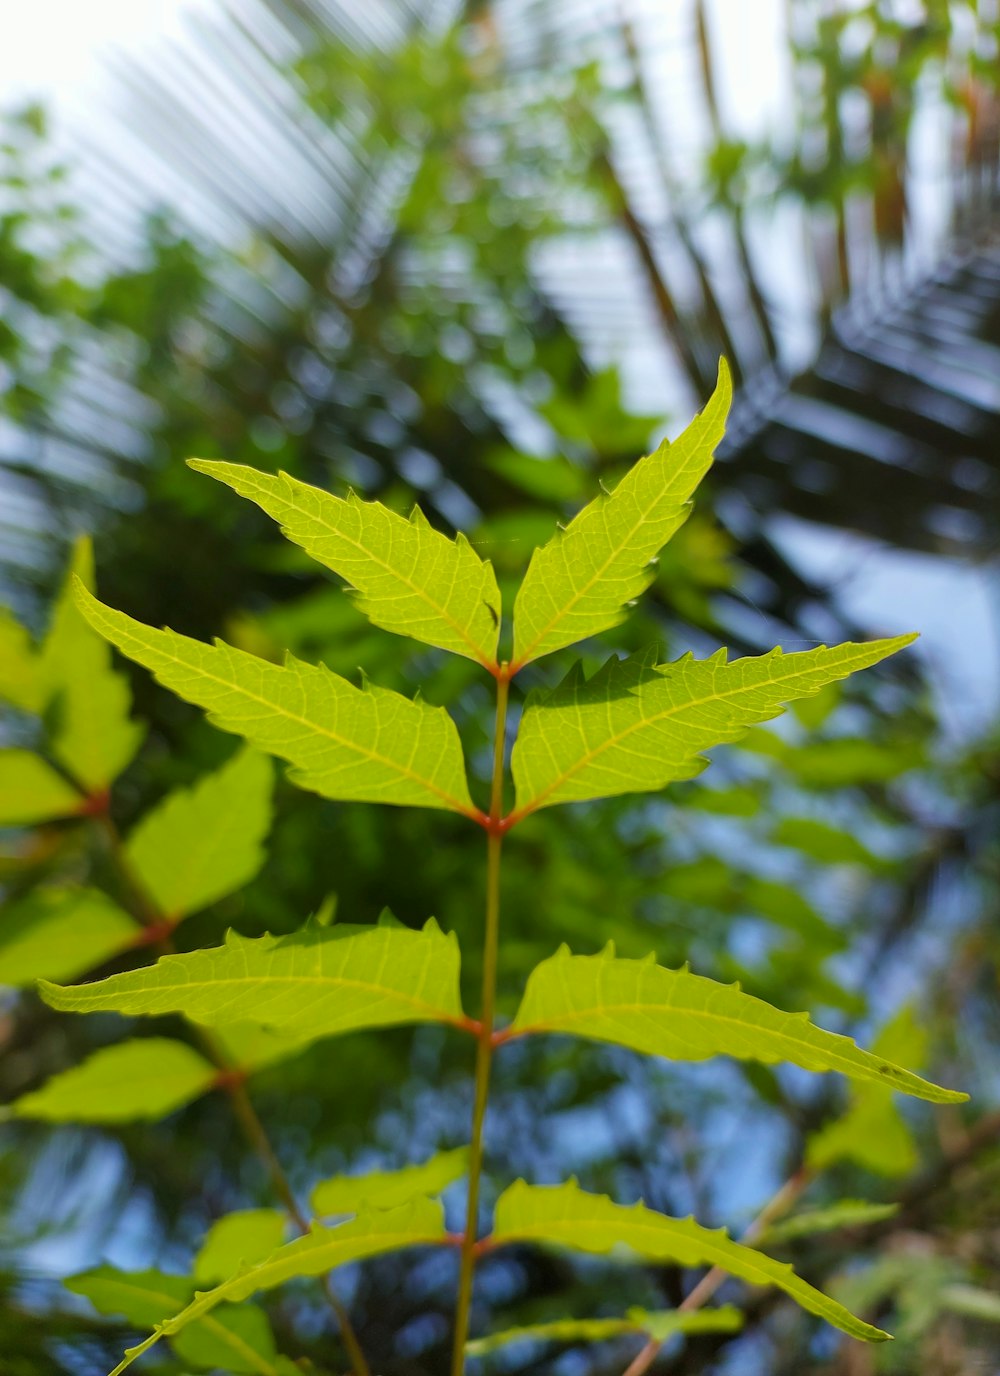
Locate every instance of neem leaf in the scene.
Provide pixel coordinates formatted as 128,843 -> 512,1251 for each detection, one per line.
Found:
466,1306 -> 743,1355
507,947 -> 966,1104
0,888 -> 138,987
66,1267 -> 280,1375
41,538 -> 144,791
0,750 -> 84,826
195,1211 -> 287,1284
490,1180 -> 890,1343
125,747 -> 273,921
0,606 -> 45,712
511,638 -> 915,816
311,1145 -> 469,1216
758,1201 -> 899,1247
40,919 -> 468,1043
73,583 -> 478,818
6,1039 -> 218,1123
510,361 -> 730,670
104,1197 -> 446,1375
189,461 -> 502,669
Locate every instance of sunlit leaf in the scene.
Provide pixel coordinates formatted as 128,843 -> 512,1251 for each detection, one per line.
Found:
66,1267 -> 281,1374
490,1180 -> 890,1343
0,887 -> 138,986
195,1211 -> 287,1284
510,362 -> 730,669
6,1039 -> 218,1123
104,1197 -> 447,1374
0,606 -> 45,712
511,638 -> 915,816
466,1306 -> 743,1354
41,538 -> 144,792
507,946 -> 966,1104
189,460 -> 502,668
73,583 -> 479,817
125,747 -> 273,920
312,1145 -> 469,1216
0,750 -> 84,826
40,917 -> 468,1043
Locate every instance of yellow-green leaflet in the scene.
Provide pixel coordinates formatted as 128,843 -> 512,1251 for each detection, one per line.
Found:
194,1211 -> 287,1284
0,888 -> 138,987
466,1306 -> 743,1355
189,460 -> 502,668
41,538 -> 144,791
40,918 -> 467,1042
104,1196 -> 447,1375
0,750 -> 84,826
73,583 -> 478,817
510,361 -> 730,669
0,606 -> 45,712
511,637 -> 916,816
508,947 -> 966,1104
490,1180 -> 890,1343
66,1267 -> 282,1375
5,1039 -> 218,1123
125,747 -> 273,920
312,1145 -> 469,1216
757,1201 -> 899,1247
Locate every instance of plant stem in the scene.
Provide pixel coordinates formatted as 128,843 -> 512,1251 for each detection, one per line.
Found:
451,667 -> 510,1376
88,805 -> 372,1376
620,1167 -> 813,1376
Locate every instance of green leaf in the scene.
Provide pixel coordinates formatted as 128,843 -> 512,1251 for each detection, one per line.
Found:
758,1201 -> 899,1247
73,583 -> 478,818
490,1180 -> 890,1343
66,1267 -> 281,1375
467,1306 -> 743,1355
125,747 -> 273,921
0,750 -> 84,825
0,606 -> 45,712
195,1211 -> 287,1284
510,361 -> 730,669
103,1197 -> 446,1375
773,817 -> 887,869
507,946 -> 966,1104
0,887 -> 138,987
311,1145 -> 469,1216
6,1039 -> 218,1123
189,460 -> 502,668
41,538 -> 144,791
511,638 -> 916,816
40,918 -> 468,1043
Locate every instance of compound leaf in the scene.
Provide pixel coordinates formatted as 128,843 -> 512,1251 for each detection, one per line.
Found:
0,887 -> 138,987
41,538 -> 144,792
758,1201 -> 899,1247
312,1145 -> 469,1216
73,583 -> 478,817
511,638 -> 916,816
0,606 -> 45,712
195,1211 -> 287,1284
66,1267 -> 281,1375
104,1197 -> 446,1375
125,747 -> 273,921
6,1039 -> 218,1123
40,918 -> 468,1043
508,947 -> 966,1104
189,460 -> 502,668
490,1180 -> 890,1343
510,361 -> 730,669
0,751 -> 84,826
467,1306 -> 743,1355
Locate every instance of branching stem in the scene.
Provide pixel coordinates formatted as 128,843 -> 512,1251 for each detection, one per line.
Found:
451,666 -> 510,1376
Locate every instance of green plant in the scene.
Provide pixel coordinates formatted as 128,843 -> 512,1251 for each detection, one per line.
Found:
0,358 -> 968,1375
